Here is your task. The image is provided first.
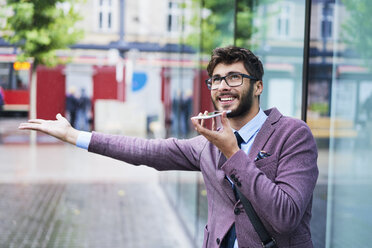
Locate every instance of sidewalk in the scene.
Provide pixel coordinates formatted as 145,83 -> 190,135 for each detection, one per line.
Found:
0,144 -> 194,248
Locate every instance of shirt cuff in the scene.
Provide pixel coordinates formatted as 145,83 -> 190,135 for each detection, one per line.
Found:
76,131 -> 92,150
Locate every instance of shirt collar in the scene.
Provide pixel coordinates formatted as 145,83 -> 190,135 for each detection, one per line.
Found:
234,108 -> 267,143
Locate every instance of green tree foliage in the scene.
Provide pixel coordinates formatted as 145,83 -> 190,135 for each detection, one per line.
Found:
2,0 -> 83,68
342,0 -> 372,69
187,0 -> 236,54
186,0 -> 274,55
235,0 -> 258,48
1,0 -> 84,133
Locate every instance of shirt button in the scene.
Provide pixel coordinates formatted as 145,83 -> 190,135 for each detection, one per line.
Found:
234,208 -> 241,215
216,238 -> 220,244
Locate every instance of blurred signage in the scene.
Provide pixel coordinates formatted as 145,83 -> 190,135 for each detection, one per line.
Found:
13,61 -> 31,71
132,72 -> 147,92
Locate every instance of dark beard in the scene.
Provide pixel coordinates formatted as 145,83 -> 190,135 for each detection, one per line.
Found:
212,82 -> 254,118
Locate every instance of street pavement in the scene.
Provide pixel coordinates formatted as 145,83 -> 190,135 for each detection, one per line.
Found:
0,142 -> 194,248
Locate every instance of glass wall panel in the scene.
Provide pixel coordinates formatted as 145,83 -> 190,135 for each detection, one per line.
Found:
246,0 -> 306,118
160,0 -> 204,246
325,0 -> 372,247
308,0 -> 372,247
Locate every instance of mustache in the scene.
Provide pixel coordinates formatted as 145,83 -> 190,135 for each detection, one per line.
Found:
216,93 -> 238,97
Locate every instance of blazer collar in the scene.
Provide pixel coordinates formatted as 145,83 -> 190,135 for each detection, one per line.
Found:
248,107 -> 282,160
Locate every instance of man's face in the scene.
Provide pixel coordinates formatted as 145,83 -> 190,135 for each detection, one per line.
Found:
211,62 -> 255,118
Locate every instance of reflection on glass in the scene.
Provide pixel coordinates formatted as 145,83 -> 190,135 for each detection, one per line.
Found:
187,0 -> 234,54
235,0 -> 269,48
247,0 -> 305,118
325,1 -> 372,247
160,1 -> 204,246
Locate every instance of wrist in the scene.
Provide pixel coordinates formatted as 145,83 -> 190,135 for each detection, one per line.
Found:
65,126 -> 79,145
225,146 -> 240,159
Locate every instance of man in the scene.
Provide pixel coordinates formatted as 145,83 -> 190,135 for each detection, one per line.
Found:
65,86 -> 78,128
19,46 -> 318,248
0,85 -> 5,115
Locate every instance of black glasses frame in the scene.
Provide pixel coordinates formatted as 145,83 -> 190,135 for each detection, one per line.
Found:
205,73 -> 258,90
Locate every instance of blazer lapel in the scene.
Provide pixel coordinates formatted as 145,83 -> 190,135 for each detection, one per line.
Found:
248,108 -> 281,160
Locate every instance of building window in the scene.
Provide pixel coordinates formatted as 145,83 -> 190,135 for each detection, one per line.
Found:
321,3 -> 334,39
167,1 -> 184,33
276,3 -> 291,38
97,0 -> 113,31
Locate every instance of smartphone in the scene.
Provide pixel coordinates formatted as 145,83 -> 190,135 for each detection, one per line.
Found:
191,110 -> 231,120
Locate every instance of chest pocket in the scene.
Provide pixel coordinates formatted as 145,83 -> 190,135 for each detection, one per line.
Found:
254,154 -> 278,181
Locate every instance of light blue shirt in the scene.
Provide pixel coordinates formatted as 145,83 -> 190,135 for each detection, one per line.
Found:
76,131 -> 92,149
76,109 -> 268,248
234,108 -> 267,155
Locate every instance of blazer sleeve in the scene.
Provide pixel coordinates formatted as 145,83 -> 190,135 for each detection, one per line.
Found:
87,132 -> 207,171
221,121 -> 318,234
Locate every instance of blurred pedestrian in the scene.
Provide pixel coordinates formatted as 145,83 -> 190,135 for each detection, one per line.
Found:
65,86 -> 78,128
180,89 -> 193,137
0,86 -> 4,143
19,46 -> 318,248
0,86 -> 5,117
76,88 -> 91,131
362,92 -> 372,145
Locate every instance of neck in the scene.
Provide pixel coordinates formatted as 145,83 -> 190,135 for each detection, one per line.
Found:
229,104 -> 260,130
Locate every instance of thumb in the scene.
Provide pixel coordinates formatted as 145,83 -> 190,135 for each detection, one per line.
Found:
56,113 -> 66,121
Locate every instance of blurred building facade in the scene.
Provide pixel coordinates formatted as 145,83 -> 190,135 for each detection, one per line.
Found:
1,0 -> 372,247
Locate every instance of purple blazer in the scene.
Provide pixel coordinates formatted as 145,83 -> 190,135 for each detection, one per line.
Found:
88,108 -> 318,248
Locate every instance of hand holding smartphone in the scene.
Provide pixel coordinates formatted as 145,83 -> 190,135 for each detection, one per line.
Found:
191,110 -> 231,120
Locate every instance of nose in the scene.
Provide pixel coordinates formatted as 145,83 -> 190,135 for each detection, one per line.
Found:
217,78 -> 230,91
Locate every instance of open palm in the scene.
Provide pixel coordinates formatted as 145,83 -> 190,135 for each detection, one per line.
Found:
19,114 -> 78,144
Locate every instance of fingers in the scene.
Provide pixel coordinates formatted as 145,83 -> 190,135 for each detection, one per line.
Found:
201,110 -> 208,128
27,119 -> 45,124
18,122 -> 43,131
192,112 -> 204,131
212,116 -> 217,131
191,113 -> 201,132
192,112 -> 206,133
19,119 -> 43,129
18,118 -> 45,131
191,110 -> 223,135
18,116 -> 48,131
220,111 -> 231,129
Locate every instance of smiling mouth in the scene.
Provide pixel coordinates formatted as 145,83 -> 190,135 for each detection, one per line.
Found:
218,96 -> 237,103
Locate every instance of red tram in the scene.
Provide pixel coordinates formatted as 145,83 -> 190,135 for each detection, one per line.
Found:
0,54 -> 212,132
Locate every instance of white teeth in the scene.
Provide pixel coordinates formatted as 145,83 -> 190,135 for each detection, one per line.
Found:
220,97 -> 234,101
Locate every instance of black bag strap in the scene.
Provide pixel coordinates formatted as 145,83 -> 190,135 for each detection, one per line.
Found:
235,188 -> 278,248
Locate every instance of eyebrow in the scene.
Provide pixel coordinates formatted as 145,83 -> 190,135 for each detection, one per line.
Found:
212,71 -> 244,77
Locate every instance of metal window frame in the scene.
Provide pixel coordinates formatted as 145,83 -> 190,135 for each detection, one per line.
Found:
301,0 -> 312,122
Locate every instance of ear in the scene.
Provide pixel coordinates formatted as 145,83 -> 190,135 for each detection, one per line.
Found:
255,80 -> 263,96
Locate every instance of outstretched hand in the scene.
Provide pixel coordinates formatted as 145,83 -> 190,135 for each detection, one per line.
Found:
191,111 -> 239,158
18,113 -> 79,145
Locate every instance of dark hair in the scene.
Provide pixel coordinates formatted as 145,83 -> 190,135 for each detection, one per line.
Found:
206,46 -> 264,81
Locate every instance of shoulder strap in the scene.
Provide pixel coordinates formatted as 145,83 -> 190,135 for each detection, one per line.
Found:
236,188 -> 278,248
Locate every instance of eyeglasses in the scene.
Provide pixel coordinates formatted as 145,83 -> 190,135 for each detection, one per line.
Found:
205,73 -> 258,90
